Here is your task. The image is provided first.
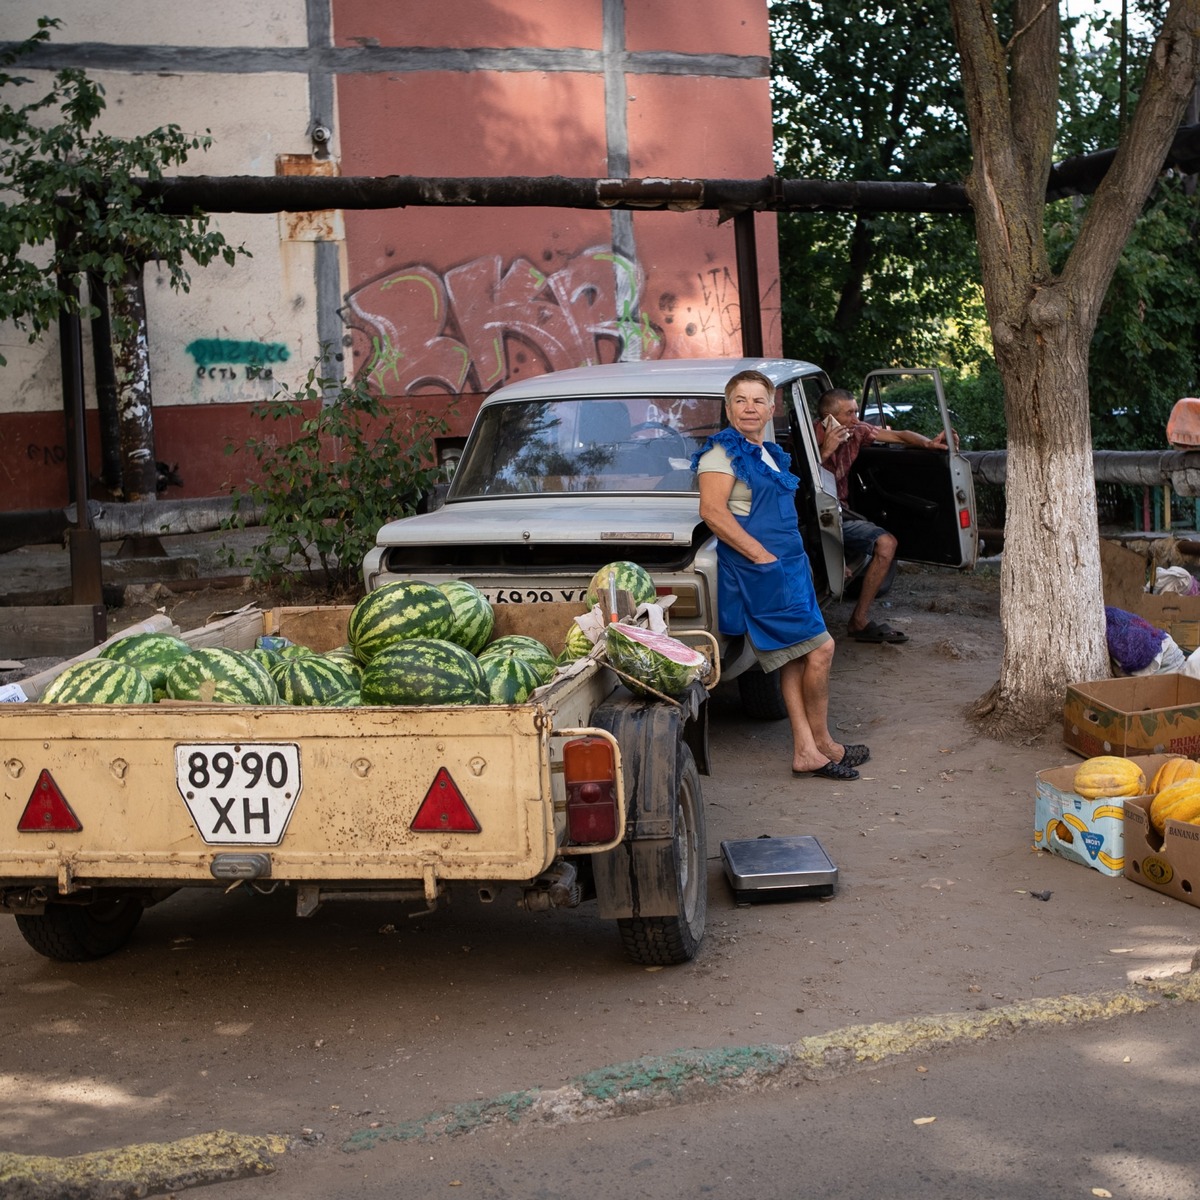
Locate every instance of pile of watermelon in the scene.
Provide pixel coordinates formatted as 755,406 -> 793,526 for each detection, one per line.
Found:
40,562 -> 681,709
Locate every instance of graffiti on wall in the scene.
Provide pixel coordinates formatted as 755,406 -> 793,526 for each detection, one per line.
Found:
185,338 -> 291,382
343,246 -> 663,395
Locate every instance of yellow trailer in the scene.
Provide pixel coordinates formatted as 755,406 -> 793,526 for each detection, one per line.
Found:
1,604 -> 711,966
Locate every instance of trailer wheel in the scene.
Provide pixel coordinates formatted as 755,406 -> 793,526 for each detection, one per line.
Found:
14,894 -> 144,962
737,665 -> 787,721
619,743 -> 707,965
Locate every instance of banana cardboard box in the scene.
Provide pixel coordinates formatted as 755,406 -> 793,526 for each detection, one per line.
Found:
1034,755 -> 1175,877
1123,792 -> 1200,910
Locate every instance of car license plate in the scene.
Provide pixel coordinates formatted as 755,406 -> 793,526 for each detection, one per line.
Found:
481,587 -> 588,604
175,743 -> 302,846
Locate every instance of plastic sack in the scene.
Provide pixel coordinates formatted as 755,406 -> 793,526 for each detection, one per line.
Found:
1153,566 -> 1200,596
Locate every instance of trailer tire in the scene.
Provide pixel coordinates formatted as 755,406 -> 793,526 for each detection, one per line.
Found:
14,894 -> 144,962
737,665 -> 787,721
618,743 -> 707,966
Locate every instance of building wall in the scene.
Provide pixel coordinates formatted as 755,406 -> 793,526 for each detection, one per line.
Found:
0,0 -> 779,509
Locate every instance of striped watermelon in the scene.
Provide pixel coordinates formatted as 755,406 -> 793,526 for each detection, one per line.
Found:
585,561 -> 656,610
479,635 -> 556,683
558,620 -> 594,664
360,638 -> 486,707
165,648 -> 280,705
320,647 -> 363,681
604,622 -> 709,697
247,647 -> 283,673
349,581 -> 454,663
437,580 -> 495,653
323,688 -> 362,708
41,658 -> 154,705
271,656 -> 359,706
276,643 -> 315,659
480,650 -> 543,705
99,632 -> 192,700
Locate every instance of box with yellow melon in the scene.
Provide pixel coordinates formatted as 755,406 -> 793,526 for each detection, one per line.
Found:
1122,757 -> 1200,909
1034,754 -> 1186,878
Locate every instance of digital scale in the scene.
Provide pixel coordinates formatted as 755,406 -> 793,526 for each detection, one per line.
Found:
720,835 -> 838,904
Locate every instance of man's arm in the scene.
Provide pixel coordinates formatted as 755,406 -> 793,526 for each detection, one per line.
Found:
873,426 -> 951,450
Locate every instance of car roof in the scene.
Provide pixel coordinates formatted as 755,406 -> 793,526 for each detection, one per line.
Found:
481,357 -> 823,403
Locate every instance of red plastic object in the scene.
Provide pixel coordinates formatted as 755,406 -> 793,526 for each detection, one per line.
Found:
1166,398 -> 1200,448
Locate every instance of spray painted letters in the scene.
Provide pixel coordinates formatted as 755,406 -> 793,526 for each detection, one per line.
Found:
344,247 -> 662,395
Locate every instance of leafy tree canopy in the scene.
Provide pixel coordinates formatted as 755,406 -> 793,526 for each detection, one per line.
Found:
0,17 -> 246,364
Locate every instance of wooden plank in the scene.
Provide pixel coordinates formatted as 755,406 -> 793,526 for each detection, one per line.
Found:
265,605 -> 354,652
0,605 -> 108,659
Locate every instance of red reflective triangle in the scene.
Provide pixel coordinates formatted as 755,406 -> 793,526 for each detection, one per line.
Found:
18,768 -> 83,833
411,767 -> 480,833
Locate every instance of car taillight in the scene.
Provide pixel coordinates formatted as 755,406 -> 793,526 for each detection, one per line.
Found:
18,769 -> 83,833
658,583 -> 700,618
564,737 -> 618,844
410,767 -> 481,833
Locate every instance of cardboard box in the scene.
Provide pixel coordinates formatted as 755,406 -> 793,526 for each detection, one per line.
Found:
1033,755 -> 1172,877
1101,538 -> 1200,653
1123,793 -> 1200,909
1063,674 -> 1200,758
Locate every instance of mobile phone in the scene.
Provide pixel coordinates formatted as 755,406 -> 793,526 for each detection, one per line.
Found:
821,414 -> 839,432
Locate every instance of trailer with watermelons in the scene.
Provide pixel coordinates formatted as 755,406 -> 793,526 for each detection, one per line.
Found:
0,569 -> 714,967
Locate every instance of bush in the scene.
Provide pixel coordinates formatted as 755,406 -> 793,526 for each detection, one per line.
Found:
224,356 -> 451,596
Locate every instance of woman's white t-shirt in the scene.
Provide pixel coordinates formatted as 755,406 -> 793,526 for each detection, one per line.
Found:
696,442 -> 780,516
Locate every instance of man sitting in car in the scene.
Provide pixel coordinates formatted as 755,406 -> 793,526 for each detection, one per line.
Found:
815,387 -> 950,645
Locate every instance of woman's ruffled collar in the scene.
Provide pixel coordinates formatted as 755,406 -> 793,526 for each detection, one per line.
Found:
691,426 -> 799,494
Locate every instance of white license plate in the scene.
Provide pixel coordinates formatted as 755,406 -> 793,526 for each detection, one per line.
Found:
481,587 -> 588,604
175,743 -> 302,846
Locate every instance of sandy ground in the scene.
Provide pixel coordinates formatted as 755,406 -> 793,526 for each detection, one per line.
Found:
1,550 -> 1199,1167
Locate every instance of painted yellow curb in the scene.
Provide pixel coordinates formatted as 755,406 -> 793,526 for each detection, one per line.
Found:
0,1129 -> 287,1200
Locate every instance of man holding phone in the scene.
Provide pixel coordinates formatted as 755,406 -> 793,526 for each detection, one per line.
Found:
816,388 -> 950,644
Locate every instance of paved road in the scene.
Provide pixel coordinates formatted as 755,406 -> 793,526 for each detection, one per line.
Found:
191,1002 -> 1200,1200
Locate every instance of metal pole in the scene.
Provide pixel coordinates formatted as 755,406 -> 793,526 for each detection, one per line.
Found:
733,209 -> 763,358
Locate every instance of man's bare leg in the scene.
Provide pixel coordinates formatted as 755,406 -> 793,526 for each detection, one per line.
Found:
848,532 -> 897,634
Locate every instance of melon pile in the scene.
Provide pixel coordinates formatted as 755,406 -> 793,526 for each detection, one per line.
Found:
1067,754 -> 1200,836
40,560 -> 707,709
41,578 -> 548,709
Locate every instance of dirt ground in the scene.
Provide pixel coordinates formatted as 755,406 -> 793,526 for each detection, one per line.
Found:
2,554 -> 1200,1166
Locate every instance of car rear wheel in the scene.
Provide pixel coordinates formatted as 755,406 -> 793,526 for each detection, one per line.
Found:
737,665 -> 788,720
15,893 -> 144,962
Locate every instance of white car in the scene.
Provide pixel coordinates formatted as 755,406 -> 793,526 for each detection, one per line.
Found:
364,359 -> 978,718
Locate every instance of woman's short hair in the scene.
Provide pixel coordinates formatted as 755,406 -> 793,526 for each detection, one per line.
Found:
724,369 -> 774,403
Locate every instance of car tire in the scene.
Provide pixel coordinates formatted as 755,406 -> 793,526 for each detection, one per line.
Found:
14,894 -> 144,962
737,665 -> 788,721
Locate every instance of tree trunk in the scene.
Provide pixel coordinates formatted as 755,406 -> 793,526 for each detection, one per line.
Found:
109,257 -> 158,502
950,0 -> 1200,736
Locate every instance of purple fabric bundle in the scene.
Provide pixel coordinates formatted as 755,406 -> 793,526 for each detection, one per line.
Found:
1104,606 -> 1166,673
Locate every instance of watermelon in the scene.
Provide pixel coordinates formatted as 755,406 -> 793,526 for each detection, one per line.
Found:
437,580 -> 495,654
360,638 -> 486,707
320,647 -> 363,681
603,622 -> 709,697
165,648 -> 280,705
99,632 -> 192,700
585,561 -> 656,610
247,647 -> 283,673
271,656 -> 359,706
276,643 -> 315,659
478,635 -> 556,683
348,581 -> 454,663
323,688 -> 362,708
558,620 -> 594,664
41,658 -> 154,705
479,650 -> 543,705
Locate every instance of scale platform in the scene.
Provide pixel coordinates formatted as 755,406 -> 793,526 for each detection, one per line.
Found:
720,835 -> 838,904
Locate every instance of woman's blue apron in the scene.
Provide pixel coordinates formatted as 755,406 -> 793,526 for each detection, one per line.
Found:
695,431 -> 826,653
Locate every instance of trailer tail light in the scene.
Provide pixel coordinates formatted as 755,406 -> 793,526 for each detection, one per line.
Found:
960,507 -> 972,529
564,737 -> 618,844
411,767 -> 481,833
18,769 -> 83,833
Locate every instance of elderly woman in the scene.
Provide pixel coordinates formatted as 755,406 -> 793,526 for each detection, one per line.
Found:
692,369 -> 867,781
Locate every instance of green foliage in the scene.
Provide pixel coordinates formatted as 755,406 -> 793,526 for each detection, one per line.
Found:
770,1 -> 988,380
0,17 -> 246,364
224,356 -> 452,597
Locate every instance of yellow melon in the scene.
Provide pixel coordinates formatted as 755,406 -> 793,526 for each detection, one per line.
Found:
1072,756 -> 1145,801
1149,779 -> 1200,834
1151,757 -> 1200,794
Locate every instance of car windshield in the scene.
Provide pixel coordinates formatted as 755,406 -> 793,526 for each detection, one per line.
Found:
447,394 -> 726,498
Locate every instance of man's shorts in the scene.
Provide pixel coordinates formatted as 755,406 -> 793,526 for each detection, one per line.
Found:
842,517 -> 889,559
